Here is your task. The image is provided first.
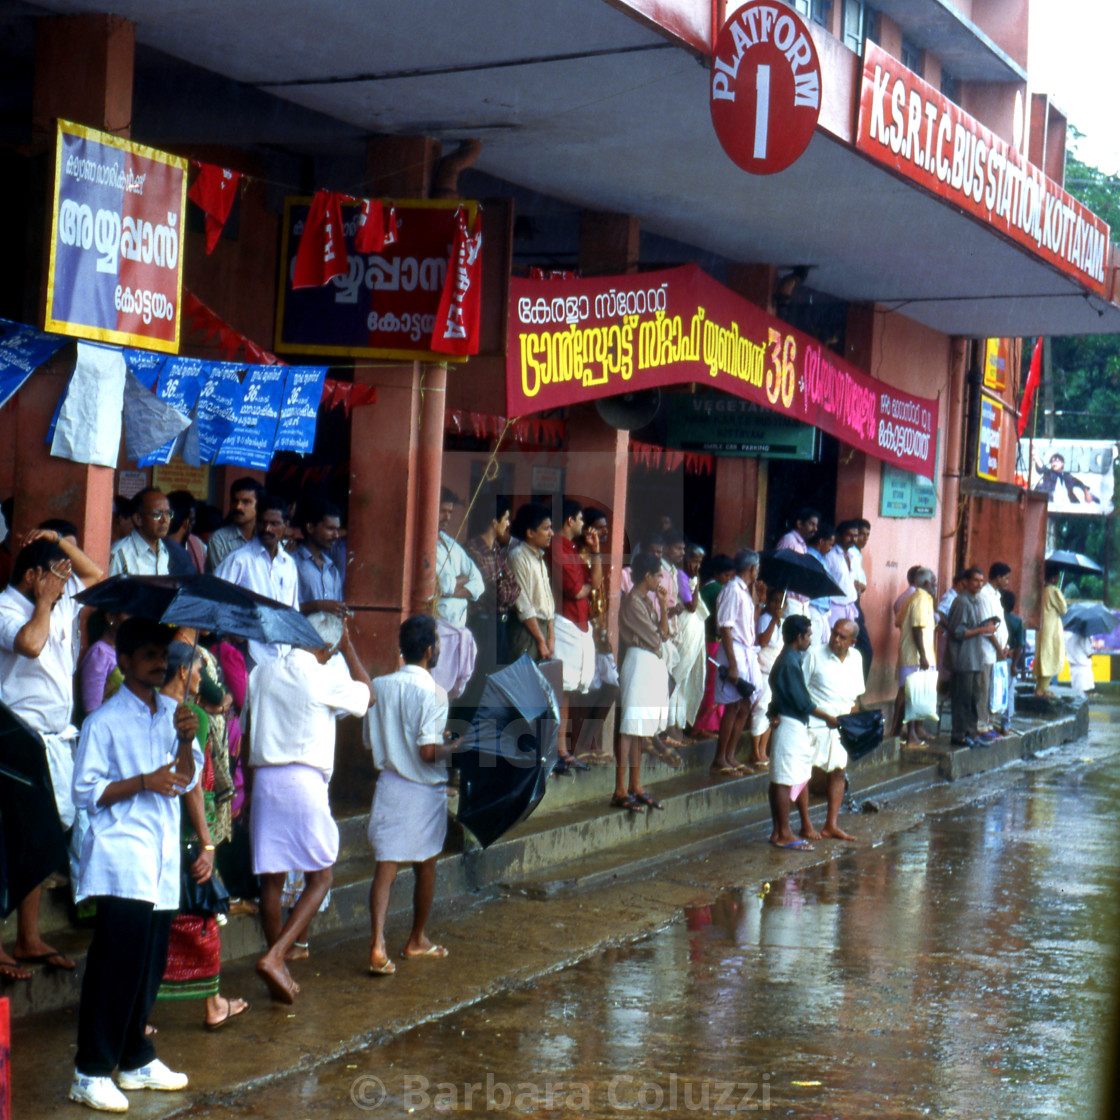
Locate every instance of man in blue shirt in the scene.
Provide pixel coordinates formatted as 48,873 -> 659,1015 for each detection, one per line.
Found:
292,497 -> 346,616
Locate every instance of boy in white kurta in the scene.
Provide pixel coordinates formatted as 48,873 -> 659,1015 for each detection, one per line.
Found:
70,618 -> 202,1113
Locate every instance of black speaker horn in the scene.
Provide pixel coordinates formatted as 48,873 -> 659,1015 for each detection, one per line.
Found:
594,388 -> 661,431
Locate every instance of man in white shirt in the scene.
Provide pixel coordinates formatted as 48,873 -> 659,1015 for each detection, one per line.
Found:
108,488 -> 171,576
801,619 -> 864,843
205,477 -> 262,573
846,519 -> 873,682
214,493 -> 299,667
976,562 -> 1012,736
712,548 -> 760,775
70,618 -> 202,1112
826,523 -> 859,630
0,528 -> 103,980
364,615 -> 453,976
249,614 -> 371,1004
435,487 -> 483,629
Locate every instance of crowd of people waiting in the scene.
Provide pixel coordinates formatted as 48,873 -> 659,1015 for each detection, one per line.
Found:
0,480 -> 1084,1111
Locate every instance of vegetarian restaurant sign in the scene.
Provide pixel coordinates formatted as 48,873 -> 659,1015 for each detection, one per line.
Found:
46,121 -> 187,353
506,265 -> 939,478
856,43 -> 1109,295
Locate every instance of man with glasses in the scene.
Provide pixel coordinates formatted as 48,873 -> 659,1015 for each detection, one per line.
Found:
109,488 -> 172,576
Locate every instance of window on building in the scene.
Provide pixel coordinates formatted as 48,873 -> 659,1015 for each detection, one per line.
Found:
842,0 -> 877,51
941,69 -> 961,106
901,37 -> 922,75
786,0 -> 829,28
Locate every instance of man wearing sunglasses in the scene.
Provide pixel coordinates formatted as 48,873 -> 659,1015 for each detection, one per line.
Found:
109,487 -> 171,576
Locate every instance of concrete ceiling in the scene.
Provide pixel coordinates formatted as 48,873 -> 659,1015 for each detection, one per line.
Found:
27,0 -> 1120,337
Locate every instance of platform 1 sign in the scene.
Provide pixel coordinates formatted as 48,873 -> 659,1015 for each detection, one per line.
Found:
710,1 -> 822,175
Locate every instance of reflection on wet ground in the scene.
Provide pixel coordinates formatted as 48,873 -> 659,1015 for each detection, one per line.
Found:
221,713 -> 1120,1119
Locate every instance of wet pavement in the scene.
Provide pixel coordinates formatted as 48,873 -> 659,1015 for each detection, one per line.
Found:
173,707 -> 1120,1120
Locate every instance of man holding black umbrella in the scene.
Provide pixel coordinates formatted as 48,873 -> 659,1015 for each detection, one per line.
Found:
364,615 -> 453,976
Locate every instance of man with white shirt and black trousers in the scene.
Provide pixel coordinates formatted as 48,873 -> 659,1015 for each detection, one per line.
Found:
69,618 -> 203,1112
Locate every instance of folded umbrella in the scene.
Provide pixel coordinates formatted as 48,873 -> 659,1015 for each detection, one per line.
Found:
1045,550 -> 1103,575
0,701 -> 69,918
452,654 -> 560,849
758,548 -> 843,600
77,573 -> 327,649
1062,602 -> 1118,638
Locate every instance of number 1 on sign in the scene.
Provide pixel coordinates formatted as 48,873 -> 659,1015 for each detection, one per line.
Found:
754,64 -> 771,160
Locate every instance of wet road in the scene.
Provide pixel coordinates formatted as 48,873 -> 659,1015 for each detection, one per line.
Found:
203,711 -> 1120,1119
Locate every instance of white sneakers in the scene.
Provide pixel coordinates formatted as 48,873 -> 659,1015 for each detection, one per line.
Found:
117,1059 -> 189,1091
68,1074 -> 128,1113
70,1060 -> 189,1111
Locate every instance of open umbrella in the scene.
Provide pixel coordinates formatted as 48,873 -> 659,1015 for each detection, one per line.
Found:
452,654 -> 559,849
77,574 -> 327,650
758,548 -> 843,600
1045,550 -> 1103,576
1062,602 -> 1119,638
0,701 -> 69,918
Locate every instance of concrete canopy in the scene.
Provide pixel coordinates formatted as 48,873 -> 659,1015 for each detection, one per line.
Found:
27,0 -> 1120,337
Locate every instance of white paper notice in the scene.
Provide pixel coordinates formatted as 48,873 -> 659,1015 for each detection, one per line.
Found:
50,341 -> 127,468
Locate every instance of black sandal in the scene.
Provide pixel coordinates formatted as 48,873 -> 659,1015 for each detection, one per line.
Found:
610,793 -> 644,813
633,792 -> 664,811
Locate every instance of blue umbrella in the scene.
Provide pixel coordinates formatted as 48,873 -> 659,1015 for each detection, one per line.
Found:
77,574 -> 327,649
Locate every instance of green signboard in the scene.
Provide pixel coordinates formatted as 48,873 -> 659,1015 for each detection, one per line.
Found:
880,462 -> 937,518
667,394 -> 818,460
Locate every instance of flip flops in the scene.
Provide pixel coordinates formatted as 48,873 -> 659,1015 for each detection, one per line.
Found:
205,998 -> 250,1031
771,839 -> 814,851
401,944 -> 448,960
368,958 -> 397,976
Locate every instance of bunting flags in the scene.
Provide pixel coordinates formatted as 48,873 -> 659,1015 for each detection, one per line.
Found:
431,206 -> 483,356
1018,337 -> 1043,439
319,380 -> 377,414
353,199 -> 399,253
444,409 -> 565,445
630,439 -> 713,476
292,190 -> 348,289
188,162 -> 242,254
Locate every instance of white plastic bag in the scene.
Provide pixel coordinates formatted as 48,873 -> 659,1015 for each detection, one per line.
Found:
989,660 -> 1009,715
904,667 -> 939,723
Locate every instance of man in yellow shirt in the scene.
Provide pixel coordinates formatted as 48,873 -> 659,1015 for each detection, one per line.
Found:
891,567 -> 937,744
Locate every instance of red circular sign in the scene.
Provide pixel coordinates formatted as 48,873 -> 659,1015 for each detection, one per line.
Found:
709,1 -> 823,175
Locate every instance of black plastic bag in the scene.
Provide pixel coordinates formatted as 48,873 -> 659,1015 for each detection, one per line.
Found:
837,710 -> 884,761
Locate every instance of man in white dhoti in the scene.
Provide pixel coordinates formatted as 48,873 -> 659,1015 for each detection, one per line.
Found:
249,614 -> 372,1003
364,615 -> 454,975
666,543 -> 708,740
712,548 -> 761,775
767,616 -> 838,850
801,619 -> 865,842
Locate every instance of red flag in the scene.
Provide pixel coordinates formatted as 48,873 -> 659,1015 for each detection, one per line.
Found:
384,206 -> 398,246
293,190 -> 348,289
430,207 -> 483,356
188,163 -> 242,254
1018,338 -> 1043,438
354,199 -> 385,253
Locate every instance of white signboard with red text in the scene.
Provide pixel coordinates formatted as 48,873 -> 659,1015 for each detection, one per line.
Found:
856,42 -> 1109,295
710,1 -> 822,175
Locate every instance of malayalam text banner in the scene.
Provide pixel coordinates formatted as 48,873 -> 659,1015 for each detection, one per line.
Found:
46,121 -> 187,353
506,264 -> 939,478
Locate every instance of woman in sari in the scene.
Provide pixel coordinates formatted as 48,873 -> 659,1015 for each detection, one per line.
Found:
157,641 -> 249,1030
1034,562 -> 1067,698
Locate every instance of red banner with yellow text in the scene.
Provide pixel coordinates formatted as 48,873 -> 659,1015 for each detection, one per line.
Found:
507,265 -> 939,478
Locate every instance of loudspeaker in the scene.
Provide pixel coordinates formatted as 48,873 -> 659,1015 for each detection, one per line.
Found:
594,389 -> 660,431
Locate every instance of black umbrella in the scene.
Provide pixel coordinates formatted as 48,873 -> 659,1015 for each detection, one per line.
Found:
0,701 -> 69,918
77,574 -> 327,649
758,548 -> 843,600
1046,550 -> 1103,575
452,654 -> 560,849
1062,602 -> 1118,637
